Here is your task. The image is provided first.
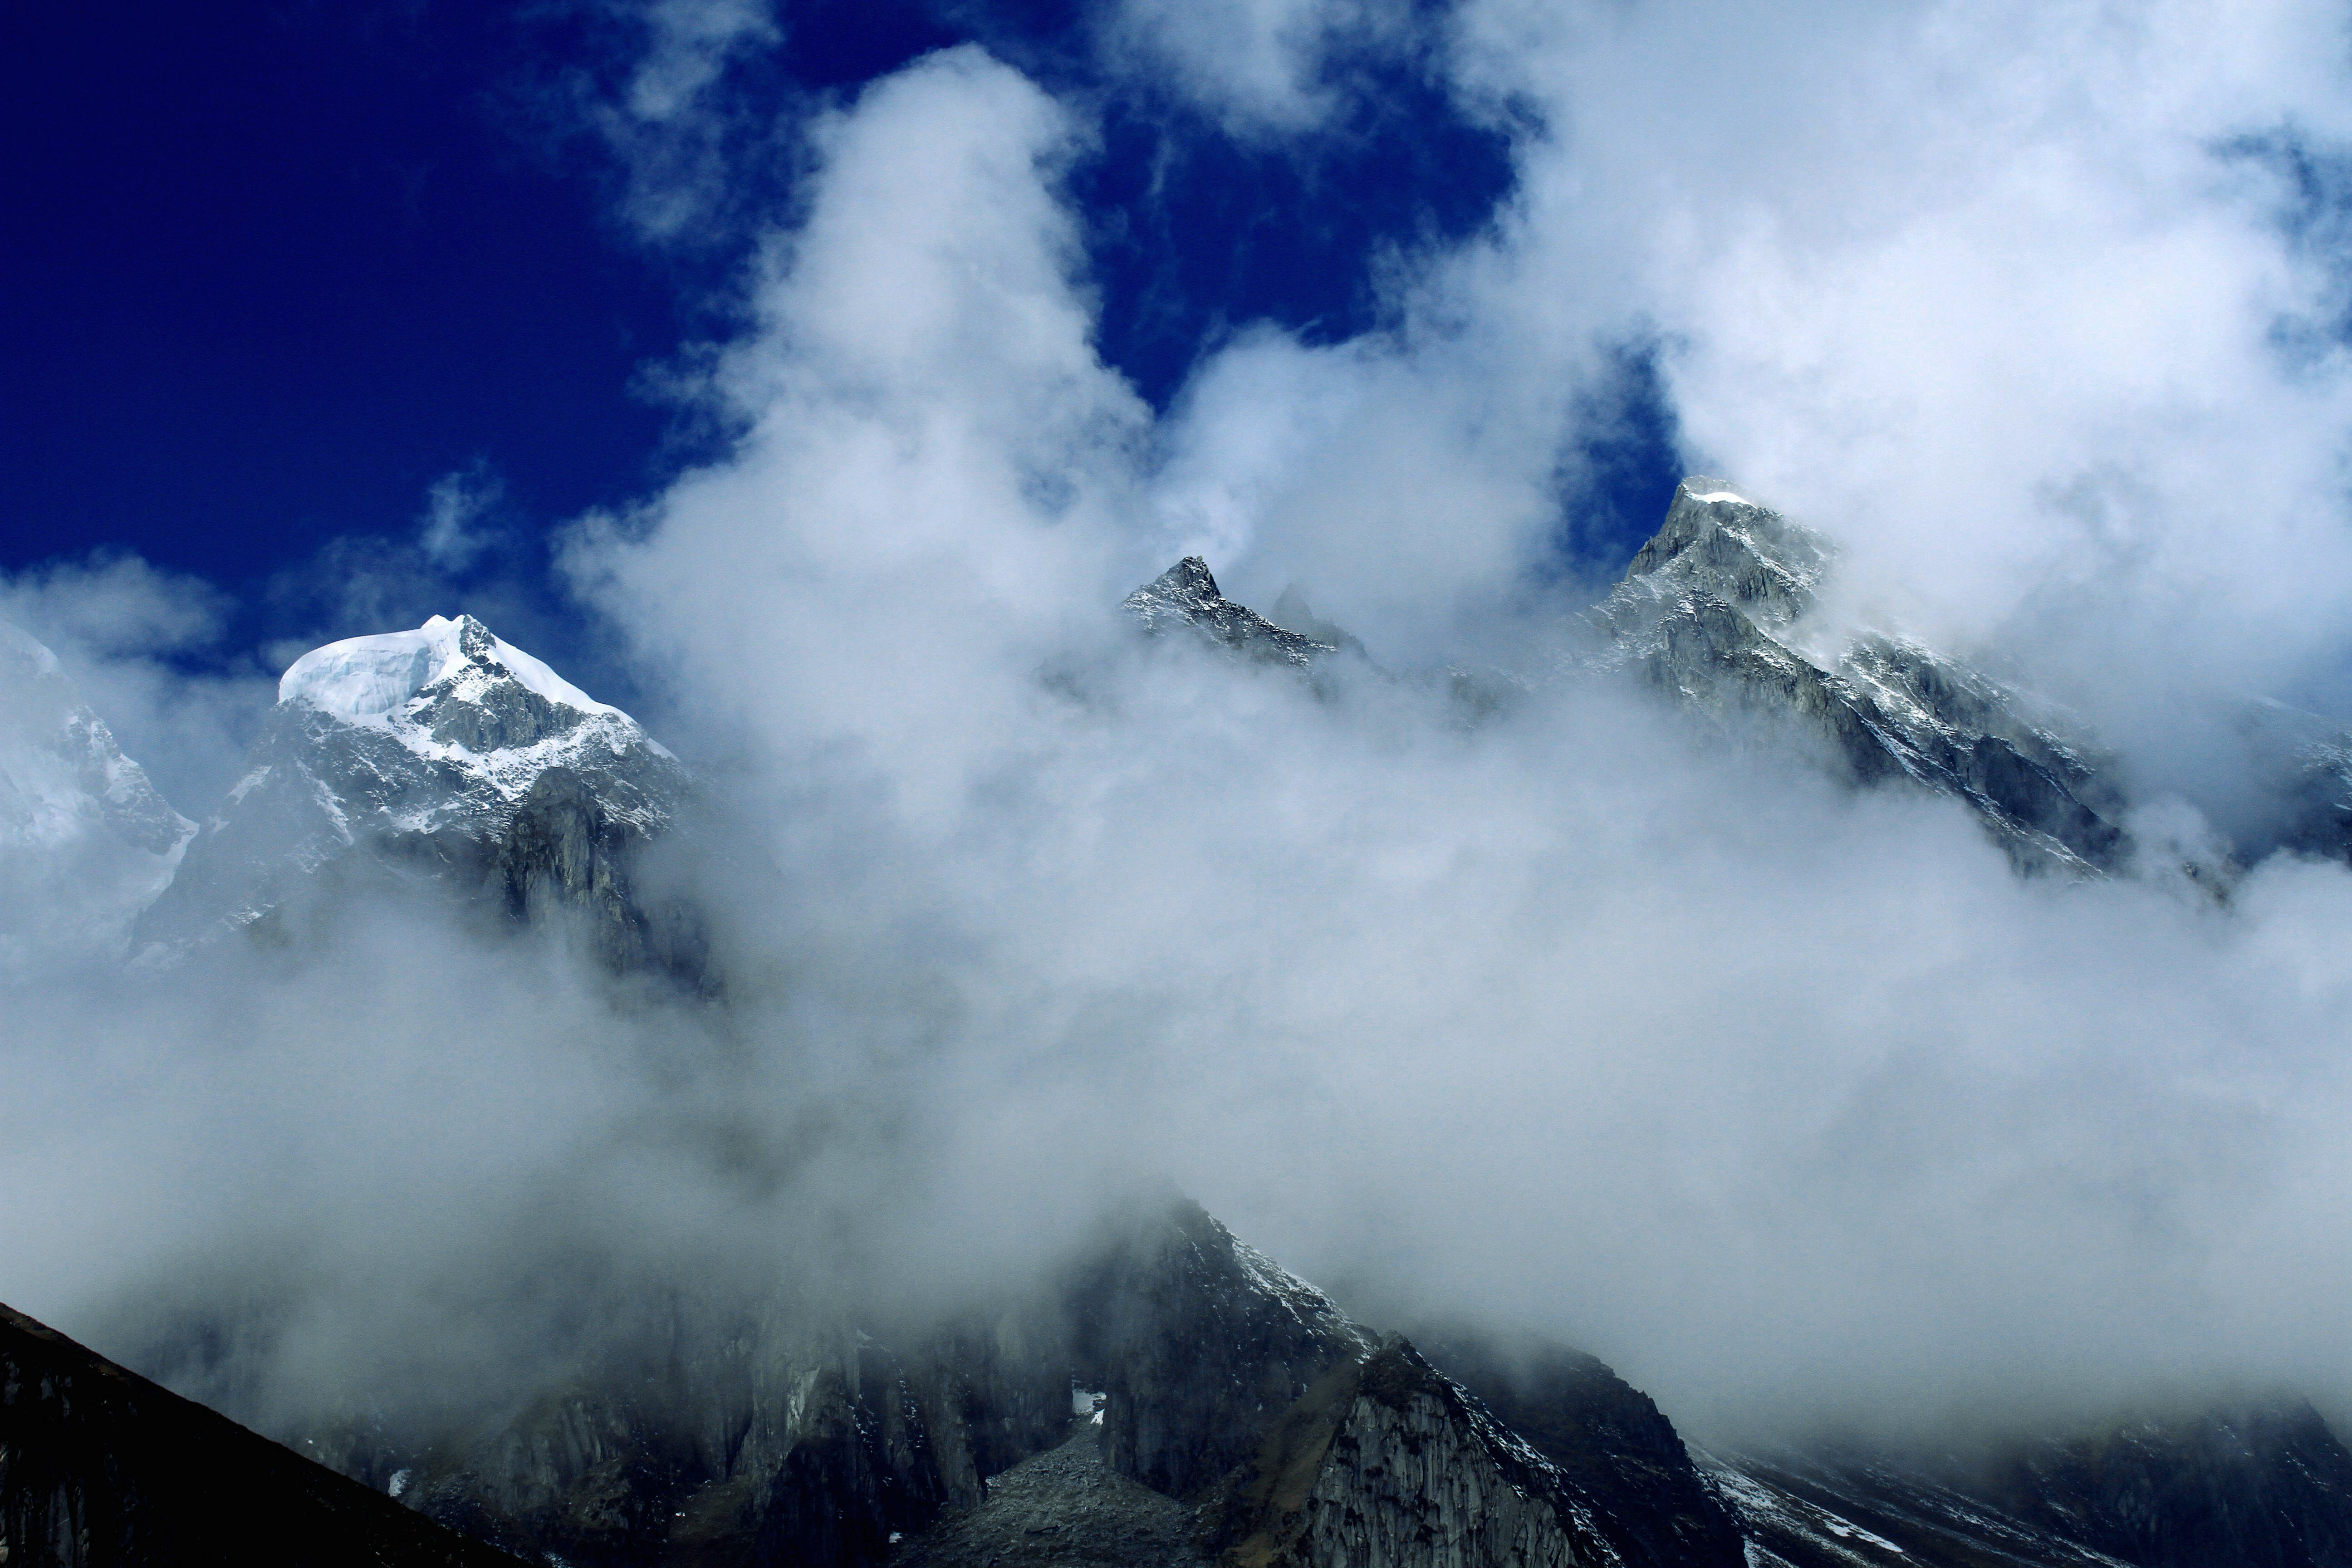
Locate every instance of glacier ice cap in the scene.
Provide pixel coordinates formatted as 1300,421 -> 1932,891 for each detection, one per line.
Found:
278,614 -> 620,722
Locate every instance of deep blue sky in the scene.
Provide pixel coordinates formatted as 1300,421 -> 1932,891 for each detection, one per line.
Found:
3,0 -> 1673,639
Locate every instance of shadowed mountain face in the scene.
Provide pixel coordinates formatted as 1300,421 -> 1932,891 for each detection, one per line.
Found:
0,1301 -> 523,1568
226,1201 -> 1749,1568
21,1192 -> 2352,1568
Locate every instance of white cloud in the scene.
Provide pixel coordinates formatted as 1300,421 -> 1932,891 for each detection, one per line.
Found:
417,459 -> 505,572
19,3 -> 2352,1463
1097,0 -> 1418,132
571,44 -> 1154,814
535,24 -> 2352,1439
626,0 -> 777,123
0,555 -> 274,814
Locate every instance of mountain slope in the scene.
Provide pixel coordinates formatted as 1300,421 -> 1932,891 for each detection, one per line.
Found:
136,613 -> 687,963
0,1299 -> 522,1568
1705,1400 -> 2352,1568
0,619 -> 192,968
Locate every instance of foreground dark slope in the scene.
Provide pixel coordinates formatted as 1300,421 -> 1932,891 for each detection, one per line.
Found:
0,1301 -> 523,1568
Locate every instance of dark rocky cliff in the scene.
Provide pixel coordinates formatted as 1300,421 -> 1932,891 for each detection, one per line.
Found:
1199,1339 -> 1592,1568
0,1300 -> 521,1568
1410,1328 -> 1746,1568
74,1199 -> 2352,1568
495,764 -> 710,987
1068,1201 -> 1372,1502
1990,1401 -> 2352,1568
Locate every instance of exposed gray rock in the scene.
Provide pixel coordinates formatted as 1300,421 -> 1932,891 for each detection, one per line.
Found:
496,765 -> 708,987
1589,480 -> 2126,872
1067,1200 -> 1373,1503
1198,1338 -> 1601,1568
1124,560 -> 1338,670
891,1418 -> 1208,1568
1409,1328 -> 1745,1568
292,1298 -> 1073,1568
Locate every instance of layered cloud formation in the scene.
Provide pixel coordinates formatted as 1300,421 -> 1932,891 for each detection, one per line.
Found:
7,0 -> 2352,1449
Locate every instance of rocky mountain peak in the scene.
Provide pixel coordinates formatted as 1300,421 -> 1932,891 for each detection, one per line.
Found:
1588,479 -> 2125,873
1617,478 -> 1831,630
1124,558 -> 1338,669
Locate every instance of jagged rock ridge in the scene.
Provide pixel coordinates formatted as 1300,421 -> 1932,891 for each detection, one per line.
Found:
1124,558 -> 1338,669
1588,479 -> 2127,872
135,612 -> 691,969
0,620 -> 193,968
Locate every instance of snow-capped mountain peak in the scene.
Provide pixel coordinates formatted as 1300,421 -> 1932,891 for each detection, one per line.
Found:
137,614 -> 684,958
1608,476 -> 1832,633
281,613 -> 622,725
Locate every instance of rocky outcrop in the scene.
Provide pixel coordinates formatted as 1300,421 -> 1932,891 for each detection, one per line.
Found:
1199,1339 -> 1597,1568
297,1302 -> 1073,1568
0,1299 -> 521,1568
1067,1201 -> 1372,1502
111,1193 -> 2352,1568
1588,480 -> 2126,872
891,1419 -> 1207,1568
495,765 -> 707,986
1123,560 -> 1338,670
1410,1329 -> 1744,1568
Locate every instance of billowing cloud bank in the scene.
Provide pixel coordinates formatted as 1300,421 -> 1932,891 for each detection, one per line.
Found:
7,1 -> 2352,1447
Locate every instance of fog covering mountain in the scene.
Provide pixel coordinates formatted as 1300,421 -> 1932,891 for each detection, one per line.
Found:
0,620 -> 191,973
8,474 -> 2352,1565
